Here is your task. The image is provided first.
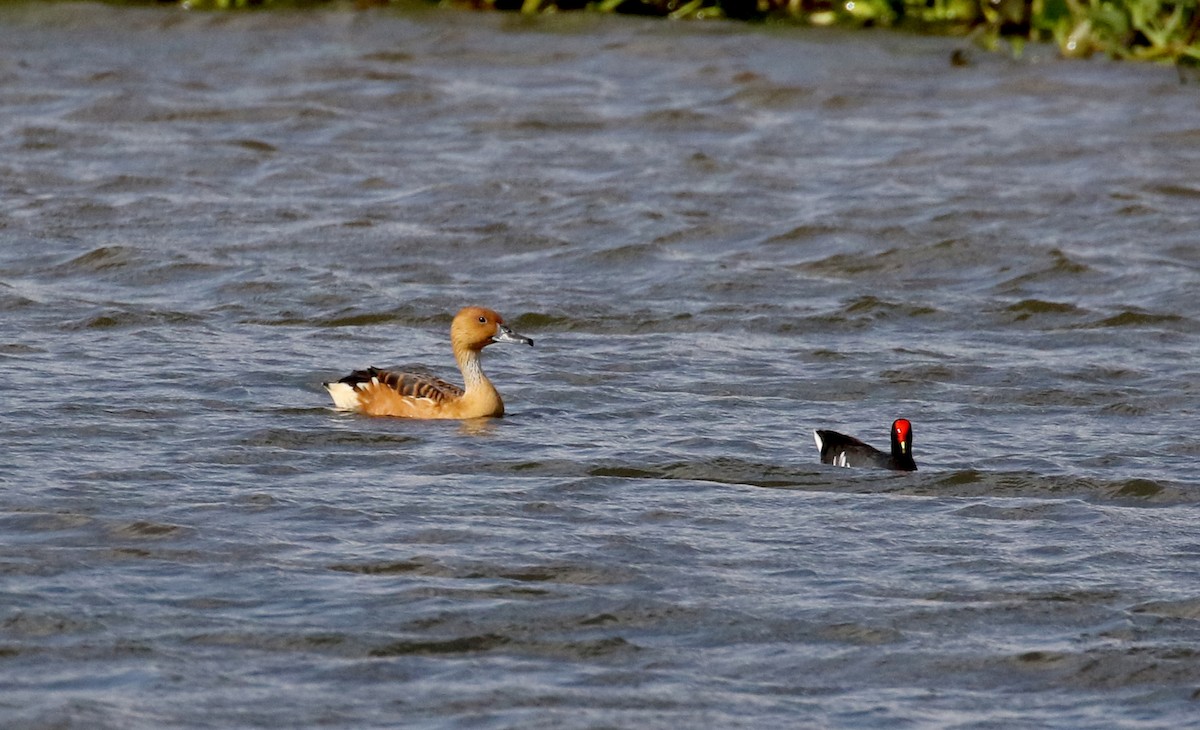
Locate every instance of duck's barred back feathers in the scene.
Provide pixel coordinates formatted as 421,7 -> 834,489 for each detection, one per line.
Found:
337,366 -> 464,404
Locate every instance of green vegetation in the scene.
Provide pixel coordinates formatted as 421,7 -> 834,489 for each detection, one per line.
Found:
167,0 -> 1200,65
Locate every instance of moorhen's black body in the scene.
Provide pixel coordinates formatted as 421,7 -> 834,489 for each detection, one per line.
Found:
813,418 -> 917,471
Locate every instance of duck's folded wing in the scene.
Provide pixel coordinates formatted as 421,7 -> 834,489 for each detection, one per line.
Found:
357,367 -> 464,401
326,366 -> 464,411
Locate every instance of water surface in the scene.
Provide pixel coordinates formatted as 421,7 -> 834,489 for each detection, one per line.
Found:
1,2 -> 1199,727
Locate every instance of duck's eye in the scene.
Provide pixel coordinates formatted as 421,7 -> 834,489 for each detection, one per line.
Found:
478,316 -> 487,324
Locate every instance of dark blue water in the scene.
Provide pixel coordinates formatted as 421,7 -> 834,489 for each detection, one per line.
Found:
2,2 -> 1199,727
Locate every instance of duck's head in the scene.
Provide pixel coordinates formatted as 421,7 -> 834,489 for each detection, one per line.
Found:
451,306 -> 534,352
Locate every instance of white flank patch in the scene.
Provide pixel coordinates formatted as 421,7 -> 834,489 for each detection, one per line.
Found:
325,382 -> 360,410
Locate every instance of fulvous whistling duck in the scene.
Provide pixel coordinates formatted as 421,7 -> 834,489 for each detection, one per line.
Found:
324,306 -> 533,419
813,418 -> 917,471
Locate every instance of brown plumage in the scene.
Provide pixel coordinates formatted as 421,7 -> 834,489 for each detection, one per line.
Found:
324,307 -> 533,419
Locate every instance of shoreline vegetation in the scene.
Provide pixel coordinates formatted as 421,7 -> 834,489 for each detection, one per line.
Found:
156,0 -> 1198,66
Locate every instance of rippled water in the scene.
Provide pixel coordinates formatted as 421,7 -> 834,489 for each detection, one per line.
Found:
2,2 -> 1200,727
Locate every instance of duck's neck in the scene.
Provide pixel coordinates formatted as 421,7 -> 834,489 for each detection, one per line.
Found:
454,345 -> 503,417
455,347 -> 494,394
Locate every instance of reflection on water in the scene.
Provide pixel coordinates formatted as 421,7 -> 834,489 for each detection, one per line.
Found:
458,417 -> 499,437
1,2 -> 1200,728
